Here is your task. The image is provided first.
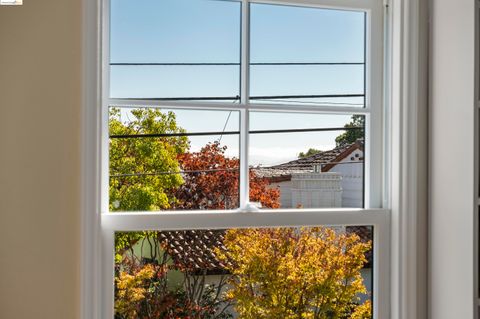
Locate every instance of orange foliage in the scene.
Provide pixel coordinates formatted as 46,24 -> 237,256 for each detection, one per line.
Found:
174,142 -> 280,209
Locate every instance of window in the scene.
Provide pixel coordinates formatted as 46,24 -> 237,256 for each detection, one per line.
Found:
100,0 -> 388,318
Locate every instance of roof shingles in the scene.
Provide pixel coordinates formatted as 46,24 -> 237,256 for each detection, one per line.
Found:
254,139 -> 364,179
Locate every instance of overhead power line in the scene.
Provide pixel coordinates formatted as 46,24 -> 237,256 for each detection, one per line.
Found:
118,93 -> 364,102
110,167 -> 240,178
110,126 -> 364,139
110,62 -> 365,66
110,161 -> 364,179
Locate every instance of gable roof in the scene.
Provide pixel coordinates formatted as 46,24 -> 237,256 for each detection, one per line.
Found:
254,139 -> 364,181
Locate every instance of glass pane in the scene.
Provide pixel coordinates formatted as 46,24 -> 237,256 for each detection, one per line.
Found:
109,107 -> 240,211
114,226 -> 373,318
110,0 -> 241,101
250,112 -> 365,209
250,3 -> 365,107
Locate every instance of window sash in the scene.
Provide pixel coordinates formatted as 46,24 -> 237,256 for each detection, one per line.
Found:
100,209 -> 391,319
100,0 -> 387,318
102,0 -> 384,213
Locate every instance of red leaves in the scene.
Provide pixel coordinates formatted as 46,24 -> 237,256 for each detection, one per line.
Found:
174,142 -> 280,209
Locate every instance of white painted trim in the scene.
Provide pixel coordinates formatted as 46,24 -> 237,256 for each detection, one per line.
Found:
77,0 -> 410,318
108,99 -> 373,114
102,227 -> 115,319
101,0 -> 110,215
239,1 -> 250,208
102,0 -> 383,212
81,0 -> 101,318
388,0 -> 428,319
475,0 -> 480,317
365,0 -> 385,209
429,1 -> 476,318
100,208 -> 390,319
101,209 -> 389,231
244,0 -> 378,11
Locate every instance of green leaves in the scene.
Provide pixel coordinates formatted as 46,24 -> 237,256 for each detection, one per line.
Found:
109,107 -> 188,211
335,115 -> 365,147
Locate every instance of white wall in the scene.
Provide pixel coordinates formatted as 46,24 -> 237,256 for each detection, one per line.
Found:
329,150 -> 363,208
429,0 -> 476,318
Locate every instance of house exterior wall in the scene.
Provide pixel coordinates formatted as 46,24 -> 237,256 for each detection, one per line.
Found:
331,164 -> 363,208
270,149 -> 364,209
268,180 -> 293,208
291,172 -> 343,208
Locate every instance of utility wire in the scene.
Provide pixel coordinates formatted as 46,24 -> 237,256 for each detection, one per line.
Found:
258,99 -> 364,106
118,93 -> 364,102
110,161 -> 364,179
110,62 -> 365,66
217,111 -> 233,143
110,167 -> 240,178
110,126 -> 364,139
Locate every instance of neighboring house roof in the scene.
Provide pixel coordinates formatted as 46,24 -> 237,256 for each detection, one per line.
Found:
159,226 -> 373,273
253,139 -> 364,182
158,230 -> 230,275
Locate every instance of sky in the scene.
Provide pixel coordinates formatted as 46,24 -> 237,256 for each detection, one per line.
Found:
110,0 -> 365,166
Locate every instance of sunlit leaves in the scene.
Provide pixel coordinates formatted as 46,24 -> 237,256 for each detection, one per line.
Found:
109,107 -> 189,211
174,142 -> 280,210
217,227 -> 372,319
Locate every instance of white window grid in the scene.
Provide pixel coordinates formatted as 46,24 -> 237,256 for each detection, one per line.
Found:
99,0 -> 390,318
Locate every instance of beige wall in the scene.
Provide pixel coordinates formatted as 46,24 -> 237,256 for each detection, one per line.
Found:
0,1 -> 81,318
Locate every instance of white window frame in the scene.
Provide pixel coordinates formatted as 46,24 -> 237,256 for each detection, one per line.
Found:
81,0 -> 428,318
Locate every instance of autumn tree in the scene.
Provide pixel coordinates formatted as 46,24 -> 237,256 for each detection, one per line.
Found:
115,242 -> 233,319
174,141 -> 280,209
335,115 -> 365,147
111,112 -> 280,318
110,107 -> 189,261
217,227 -> 372,319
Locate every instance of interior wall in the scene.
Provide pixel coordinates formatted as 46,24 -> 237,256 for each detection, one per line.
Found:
1,0 -> 476,318
429,0 -> 476,318
0,1 -> 81,318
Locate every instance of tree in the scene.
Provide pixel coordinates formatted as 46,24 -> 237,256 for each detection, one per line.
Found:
174,142 -> 280,210
216,227 -> 372,319
335,115 -> 365,147
109,107 -> 189,212
298,148 -> 322,159
110,108 -> 189,262
115,244 -> 233,319
111,116 -> 281,318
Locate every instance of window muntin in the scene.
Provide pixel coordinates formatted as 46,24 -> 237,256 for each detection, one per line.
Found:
109,108 -> 365,211
107,1 -> 372,212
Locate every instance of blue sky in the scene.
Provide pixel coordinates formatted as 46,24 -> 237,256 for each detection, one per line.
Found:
110,0 -> 365,166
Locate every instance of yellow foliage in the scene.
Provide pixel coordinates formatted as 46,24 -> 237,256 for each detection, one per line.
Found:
350,300 -> 372,319
216,227 -> 372,319
115,264 -> 155,319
